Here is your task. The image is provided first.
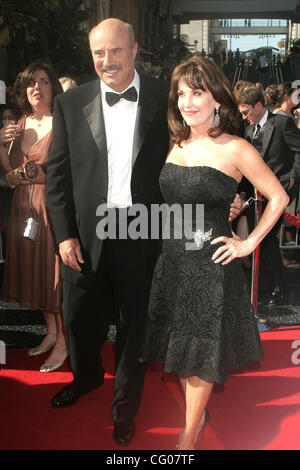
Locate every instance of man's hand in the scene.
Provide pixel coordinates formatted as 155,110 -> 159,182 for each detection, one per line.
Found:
288,178 -> 294,191
59,238 -> 84,272
229,193 -> 243,222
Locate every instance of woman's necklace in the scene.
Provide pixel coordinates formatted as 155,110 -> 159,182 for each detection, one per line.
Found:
30,113 -> 52,128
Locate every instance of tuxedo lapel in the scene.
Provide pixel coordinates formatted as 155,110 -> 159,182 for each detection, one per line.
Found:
82,81 -> 108,164
261,113 -> 274,159
132,77 -> 160,167
246,125 -> 255,141
82,77 -> 161,169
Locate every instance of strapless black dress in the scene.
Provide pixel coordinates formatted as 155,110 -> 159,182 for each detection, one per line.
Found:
141,163 -> 263,384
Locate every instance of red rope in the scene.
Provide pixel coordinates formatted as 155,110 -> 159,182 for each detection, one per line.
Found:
282,211 -> 300,228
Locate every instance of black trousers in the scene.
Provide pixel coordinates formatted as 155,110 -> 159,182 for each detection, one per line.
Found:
62,236 -> 151,424
258,217 -> 287,295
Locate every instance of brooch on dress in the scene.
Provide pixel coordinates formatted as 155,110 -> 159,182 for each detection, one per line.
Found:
193,228 -> 213,247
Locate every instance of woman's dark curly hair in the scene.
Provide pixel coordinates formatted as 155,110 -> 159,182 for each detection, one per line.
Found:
266,82 -> 295,108
168,55 -> 242,146
19,62 -> 63,116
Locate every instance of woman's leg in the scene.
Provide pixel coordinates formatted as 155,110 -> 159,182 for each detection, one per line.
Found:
28,311 -> 57,355
178,375 -> 214,450
41,312 -> 68,370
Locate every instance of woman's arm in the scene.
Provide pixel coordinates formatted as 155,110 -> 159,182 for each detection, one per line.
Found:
0,144 -> 13,173
212,139 -> 289,264
0,122 -> 21,172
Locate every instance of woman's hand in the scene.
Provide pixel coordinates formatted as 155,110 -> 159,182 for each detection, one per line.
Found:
0,123 -> 21,146
20,161 -> 46,185
211,234 -> 255,265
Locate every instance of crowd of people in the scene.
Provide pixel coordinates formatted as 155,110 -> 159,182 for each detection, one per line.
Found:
0,17 -> 300,450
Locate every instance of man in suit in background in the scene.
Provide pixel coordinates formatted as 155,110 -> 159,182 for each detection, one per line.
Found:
235,83 -> 300,305
46,18 -> 170,447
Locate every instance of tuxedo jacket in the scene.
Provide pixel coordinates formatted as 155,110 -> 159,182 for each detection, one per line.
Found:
244,111 -> 300,192
46,75 -> 170,287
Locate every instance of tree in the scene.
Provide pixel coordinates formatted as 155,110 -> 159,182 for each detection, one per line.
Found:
155,33 -> 191,65
45,0 -> 93,81
0,0 -> 50,83
0,0 -> 93,84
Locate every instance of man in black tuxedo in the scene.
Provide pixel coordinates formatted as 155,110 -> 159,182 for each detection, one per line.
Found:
47,18 -> 242,447
46,18 -> 170,446
235,84 -> 300,305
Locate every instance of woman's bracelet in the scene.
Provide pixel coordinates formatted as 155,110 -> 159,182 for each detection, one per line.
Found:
6,161 -> 39,188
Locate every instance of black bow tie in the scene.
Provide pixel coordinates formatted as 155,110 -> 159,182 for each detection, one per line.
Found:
105,86 -> 138,107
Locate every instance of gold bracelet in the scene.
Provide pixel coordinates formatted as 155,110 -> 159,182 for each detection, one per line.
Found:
6,167 -> 25,188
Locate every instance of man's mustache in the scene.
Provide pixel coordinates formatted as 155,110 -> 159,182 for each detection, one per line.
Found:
101,65 -> 122,72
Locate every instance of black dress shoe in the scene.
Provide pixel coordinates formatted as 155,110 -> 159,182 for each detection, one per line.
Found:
51,378 -> 104,409
112,422 -> 136,447
269,286 -> 286,306
51,384 -> 80,408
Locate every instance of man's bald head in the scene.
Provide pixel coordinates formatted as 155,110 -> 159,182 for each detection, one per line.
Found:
89,18 -> 138,92
90,18 -> 136,48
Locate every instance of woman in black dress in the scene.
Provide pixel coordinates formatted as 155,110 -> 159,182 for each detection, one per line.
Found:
141,56 -> 289,450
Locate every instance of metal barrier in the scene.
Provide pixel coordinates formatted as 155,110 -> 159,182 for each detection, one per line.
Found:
272,63 -> 283,84
251,190 -> 263,315
232,61 -> 249,87
232,64 -> 242,87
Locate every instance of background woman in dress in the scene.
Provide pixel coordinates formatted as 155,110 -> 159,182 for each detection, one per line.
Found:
0,103 -> 22,259
0,62 -> 67,373
141,56 -> 289,450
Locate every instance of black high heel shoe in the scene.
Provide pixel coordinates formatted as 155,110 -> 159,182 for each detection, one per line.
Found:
194,408 -> 210,446
176,408 -> 210,450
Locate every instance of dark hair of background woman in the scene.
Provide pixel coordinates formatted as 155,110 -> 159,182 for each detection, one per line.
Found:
266,82 -> 296,108
0,103 -> 22,127
19,62 -> 63,116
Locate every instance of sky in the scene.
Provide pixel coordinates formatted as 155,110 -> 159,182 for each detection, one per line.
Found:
219,19 -> 287,52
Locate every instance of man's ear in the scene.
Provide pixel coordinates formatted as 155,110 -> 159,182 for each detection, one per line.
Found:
132,42 -> 138,61
255,101 -> 265,112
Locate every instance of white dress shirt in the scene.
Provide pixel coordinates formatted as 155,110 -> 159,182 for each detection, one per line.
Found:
101,71 -> 140,208
255,109 -> 268,136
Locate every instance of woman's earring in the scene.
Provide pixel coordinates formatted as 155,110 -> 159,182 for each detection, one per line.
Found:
183,119 -> 187,128
214,108 -> 220,127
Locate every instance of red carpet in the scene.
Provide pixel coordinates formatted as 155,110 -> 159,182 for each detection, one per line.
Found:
1,327 -> 300,450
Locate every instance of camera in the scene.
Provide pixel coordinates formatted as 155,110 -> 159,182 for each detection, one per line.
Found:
24,217 -> 39,241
